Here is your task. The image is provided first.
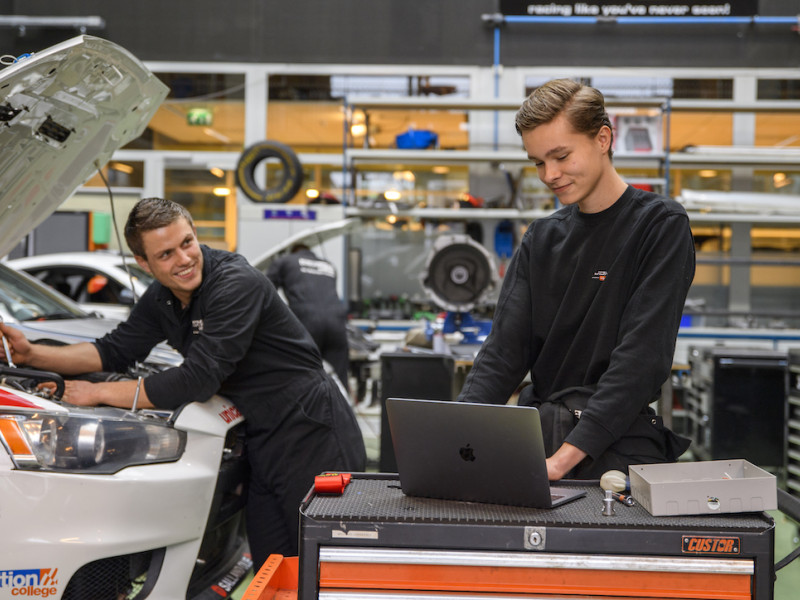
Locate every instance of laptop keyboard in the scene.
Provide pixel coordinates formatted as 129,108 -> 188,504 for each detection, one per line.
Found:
550,493 -> 565,501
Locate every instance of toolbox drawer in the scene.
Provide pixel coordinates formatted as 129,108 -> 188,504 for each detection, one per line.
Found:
317,547 -> 754,598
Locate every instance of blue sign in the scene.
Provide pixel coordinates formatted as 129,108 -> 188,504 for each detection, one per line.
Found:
262,209 -> 317,220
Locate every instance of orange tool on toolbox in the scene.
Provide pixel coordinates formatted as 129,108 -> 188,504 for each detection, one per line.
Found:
313,472 -> 352,495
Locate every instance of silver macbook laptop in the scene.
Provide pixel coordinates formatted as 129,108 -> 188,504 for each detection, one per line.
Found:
385,397 -> 587,508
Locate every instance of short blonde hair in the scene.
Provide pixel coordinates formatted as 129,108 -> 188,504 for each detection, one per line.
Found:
515,79 -> 614,158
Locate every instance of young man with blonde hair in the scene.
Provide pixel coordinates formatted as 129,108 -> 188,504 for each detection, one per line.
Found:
458,79 -> 694,480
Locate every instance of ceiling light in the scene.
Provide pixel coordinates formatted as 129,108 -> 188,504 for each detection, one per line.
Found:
393,170 -> 415,182
213,187 -> 231,197
210,167 -> 225,178
306,188 -> 320,199
203,128 -> 231,144
110,162 -> 134,174
384,190 -> 401,201
698,170 -> 718,178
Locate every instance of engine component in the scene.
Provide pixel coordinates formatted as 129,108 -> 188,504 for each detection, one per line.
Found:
420,234 -> 498,313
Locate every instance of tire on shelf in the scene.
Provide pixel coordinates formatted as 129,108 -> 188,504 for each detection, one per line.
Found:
235,140 -> 304,203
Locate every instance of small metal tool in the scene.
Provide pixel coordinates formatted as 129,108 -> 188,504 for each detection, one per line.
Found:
612,491 -> 636,506
602,489 -> 616,516
0,317 -> 15,368
131,376 -> 143,412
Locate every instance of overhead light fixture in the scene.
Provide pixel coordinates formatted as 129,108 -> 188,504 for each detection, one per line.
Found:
774,172 -> 792,189
350,123 -> 367,137
306,188 -> 320,200
432,166 -> 450,174
210,167 -> 225,178
393,170 -> 415,183
698,170 -> 718,178
0,15 -> 105,36
203,128 -> 230,144
384,190 -> 401,201
110,162 -> 134,174
213,187 -> 231,197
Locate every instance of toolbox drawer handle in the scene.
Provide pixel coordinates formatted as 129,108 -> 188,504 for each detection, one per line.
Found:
318,547 -> 753,575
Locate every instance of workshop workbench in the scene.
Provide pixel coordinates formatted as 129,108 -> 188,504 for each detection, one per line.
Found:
297,473 -> 775,599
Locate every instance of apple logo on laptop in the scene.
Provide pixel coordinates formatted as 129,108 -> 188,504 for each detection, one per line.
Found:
459,444 -> 476,462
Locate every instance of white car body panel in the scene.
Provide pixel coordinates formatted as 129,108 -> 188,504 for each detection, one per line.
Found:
0,36 -> 167,257
0,36 -> 252,599
0,389 -> 245,599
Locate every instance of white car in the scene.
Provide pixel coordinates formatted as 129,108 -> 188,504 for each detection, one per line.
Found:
0,260 -> 180,373
7,251 -> 153,320
0,36 -> 252,599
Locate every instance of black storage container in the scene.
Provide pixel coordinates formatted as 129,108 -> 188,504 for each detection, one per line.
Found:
378,352 -> 456,472
685,346 -> 788,469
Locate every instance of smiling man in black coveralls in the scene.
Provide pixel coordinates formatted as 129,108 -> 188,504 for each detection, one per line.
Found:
0,197 -> 366,571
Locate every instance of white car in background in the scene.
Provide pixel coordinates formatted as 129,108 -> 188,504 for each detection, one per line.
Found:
0,260 -> 180,372
0,35 -> 252,600
7,251 -> 153,320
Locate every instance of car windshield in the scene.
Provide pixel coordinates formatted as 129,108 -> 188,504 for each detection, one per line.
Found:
0,264 -> 89,321
115,261 -> 156,288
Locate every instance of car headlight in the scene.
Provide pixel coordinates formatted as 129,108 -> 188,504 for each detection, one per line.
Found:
0,411 -> 186,474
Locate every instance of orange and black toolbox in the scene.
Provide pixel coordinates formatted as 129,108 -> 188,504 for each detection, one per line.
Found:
294,472 -> 781,599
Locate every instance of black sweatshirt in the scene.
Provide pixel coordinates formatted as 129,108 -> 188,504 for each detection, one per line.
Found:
458,186 -> 695,462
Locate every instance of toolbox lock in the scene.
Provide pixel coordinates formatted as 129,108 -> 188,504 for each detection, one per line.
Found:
524,526 -> 546,550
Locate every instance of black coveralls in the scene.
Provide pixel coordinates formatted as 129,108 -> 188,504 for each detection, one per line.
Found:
94,246 -> 366,569
266,248 -> 350,391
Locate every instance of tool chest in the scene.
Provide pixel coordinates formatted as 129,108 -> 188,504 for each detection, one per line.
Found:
297,473 -> 775,599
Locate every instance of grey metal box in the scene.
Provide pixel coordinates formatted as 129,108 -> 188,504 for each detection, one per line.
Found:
630,460 -> 777,517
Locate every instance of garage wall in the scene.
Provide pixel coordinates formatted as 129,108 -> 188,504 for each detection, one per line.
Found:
1,0 -> 798,69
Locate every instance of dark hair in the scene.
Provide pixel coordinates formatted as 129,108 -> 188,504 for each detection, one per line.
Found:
124,197 -> 194,258
515,78 -> 614,158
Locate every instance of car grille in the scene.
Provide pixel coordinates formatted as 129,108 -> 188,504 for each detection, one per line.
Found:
62,549 -> 162,599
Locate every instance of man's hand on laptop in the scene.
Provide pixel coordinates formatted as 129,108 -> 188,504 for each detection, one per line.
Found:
546,442 -> 587,480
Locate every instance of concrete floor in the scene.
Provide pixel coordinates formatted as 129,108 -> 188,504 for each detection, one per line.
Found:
773,510 -> 800,599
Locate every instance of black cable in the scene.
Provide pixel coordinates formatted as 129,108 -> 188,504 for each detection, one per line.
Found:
95,161 -> 140,303
776,545 -> 800,572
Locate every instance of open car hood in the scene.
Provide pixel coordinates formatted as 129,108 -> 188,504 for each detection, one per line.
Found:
250,218 -> 362,273
0,35 -> 168,257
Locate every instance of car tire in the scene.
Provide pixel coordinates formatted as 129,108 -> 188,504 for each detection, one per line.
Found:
235,140 -> 304,203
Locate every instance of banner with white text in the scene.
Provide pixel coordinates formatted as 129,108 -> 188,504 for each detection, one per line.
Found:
499,1 -> 758,18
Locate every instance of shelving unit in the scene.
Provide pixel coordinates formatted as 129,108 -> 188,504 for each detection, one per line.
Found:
339,91 -> 800,336
341,94 -> 670,216
788,350 -> 800,499
341,95 -> 800,219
